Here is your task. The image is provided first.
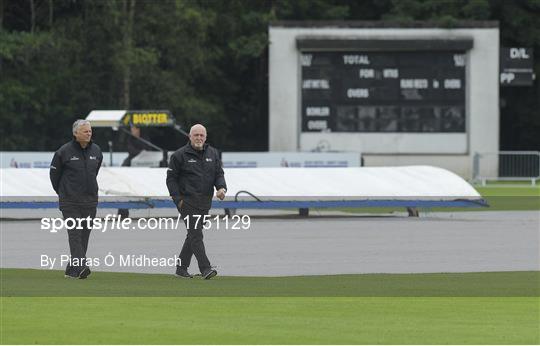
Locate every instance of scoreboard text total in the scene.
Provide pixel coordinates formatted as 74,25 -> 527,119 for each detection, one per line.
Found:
301,51 -> 466,133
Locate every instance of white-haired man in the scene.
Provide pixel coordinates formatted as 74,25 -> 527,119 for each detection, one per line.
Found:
50,119 -> 103,279
166,124 -> 226,279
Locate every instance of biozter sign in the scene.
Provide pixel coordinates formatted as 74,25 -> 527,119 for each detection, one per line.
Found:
122,111 -> 174,127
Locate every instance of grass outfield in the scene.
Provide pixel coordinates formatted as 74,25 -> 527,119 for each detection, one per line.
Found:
335,185 -> 539,214
1,269 -> 539,297
1,269 -> 539,344
2,297 -> 538,344
475,185 -> 540,210
475,185 -> 540,196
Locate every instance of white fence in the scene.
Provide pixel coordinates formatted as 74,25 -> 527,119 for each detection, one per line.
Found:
473,151 -> 540,185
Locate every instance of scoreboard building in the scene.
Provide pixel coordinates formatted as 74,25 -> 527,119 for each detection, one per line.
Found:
268,21 -> 500,178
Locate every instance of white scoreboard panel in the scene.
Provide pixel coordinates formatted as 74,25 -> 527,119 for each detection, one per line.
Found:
269,23 -> 499,164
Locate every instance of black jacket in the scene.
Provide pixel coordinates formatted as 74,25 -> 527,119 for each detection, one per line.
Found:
166,143 -> 227,210
50,140 -> 103,208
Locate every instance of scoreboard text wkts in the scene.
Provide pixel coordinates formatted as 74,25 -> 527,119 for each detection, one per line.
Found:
301,51 -> 466,133
270,22 -> 499,168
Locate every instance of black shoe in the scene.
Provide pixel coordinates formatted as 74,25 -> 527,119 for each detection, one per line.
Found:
202,268 -> 217,280
64,273 -> 78,279
175,266 -> 193,278
79,267 -> 91,279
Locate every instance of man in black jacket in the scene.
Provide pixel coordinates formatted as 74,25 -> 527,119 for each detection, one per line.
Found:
50,119 -> 103,279
166,124 -> 226,280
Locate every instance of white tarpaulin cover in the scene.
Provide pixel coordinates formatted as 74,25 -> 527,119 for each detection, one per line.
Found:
1,166 -> 480,202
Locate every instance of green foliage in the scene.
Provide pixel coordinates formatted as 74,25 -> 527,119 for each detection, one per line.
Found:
273,0 -> 350,20
463,0 -> 491,19
0,0 -> 539,151
0,30 -> 78,150
384,0 -> 491,21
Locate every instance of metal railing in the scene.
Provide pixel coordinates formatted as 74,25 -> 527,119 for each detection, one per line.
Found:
473,151 -> 540,186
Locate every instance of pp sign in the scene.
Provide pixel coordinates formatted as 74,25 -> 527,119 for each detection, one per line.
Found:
500,47 -> 534,86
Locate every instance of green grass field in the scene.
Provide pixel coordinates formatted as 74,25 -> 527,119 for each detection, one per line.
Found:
474,185 -> 540,210
333,184 -> 540,214
1,269 -> 539,344
1,185 -> 538,344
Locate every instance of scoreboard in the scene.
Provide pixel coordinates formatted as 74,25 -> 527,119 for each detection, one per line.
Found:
301,51 -> 466,133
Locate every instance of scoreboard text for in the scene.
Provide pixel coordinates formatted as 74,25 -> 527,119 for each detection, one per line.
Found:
301,51 -> 466,133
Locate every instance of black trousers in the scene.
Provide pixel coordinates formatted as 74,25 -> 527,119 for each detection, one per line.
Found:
178,202 -> 211,273
61,205 -> 96,276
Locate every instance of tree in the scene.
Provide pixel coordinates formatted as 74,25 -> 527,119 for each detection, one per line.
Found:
1,0 -> 538,152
